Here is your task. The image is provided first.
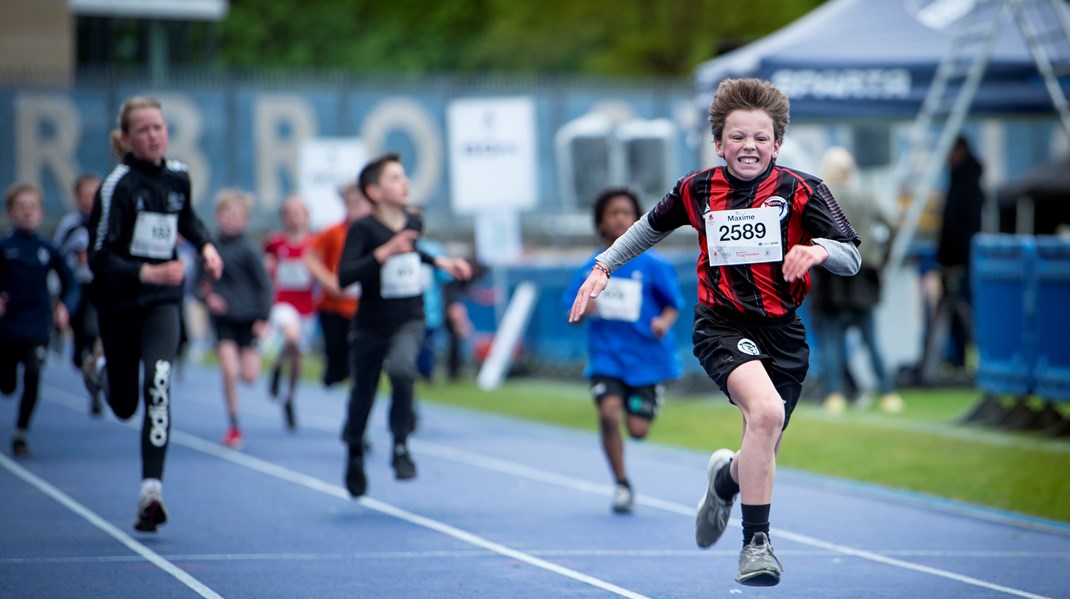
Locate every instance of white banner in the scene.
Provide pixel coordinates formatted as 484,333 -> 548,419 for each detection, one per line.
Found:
298,138 -> 365,231
447,97 -> 537,214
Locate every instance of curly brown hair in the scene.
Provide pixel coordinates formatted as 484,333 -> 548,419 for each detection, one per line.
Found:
708,78 -> 790,144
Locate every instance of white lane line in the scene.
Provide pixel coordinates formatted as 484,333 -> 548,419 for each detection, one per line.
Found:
408,439 -> 1054,599
181,385 -> 1061,599
0,453 -> 223,599
170,430 -> 651,599
4,548 -> 1067,565
37,387 -> 651,599
44,382 -> 1055,599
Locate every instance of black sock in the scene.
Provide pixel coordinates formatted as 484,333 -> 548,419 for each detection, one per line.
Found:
713,459 -> 739,501
616,477 -> 630,489
741,503 -> 770,546
228,414 -> 239,428
348,443 -> 363,460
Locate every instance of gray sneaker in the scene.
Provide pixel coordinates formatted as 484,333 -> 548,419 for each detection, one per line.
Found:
695,448 -> 735,548
611,483 -> 633,514
735,532 -> 783,587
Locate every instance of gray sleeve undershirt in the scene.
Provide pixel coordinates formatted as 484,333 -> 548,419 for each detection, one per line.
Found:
593,214 -> 672,273
813,238 -> 862,276
594,216 -> 861,277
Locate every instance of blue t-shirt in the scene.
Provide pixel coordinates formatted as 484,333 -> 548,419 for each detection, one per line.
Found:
564,249 -> 683,386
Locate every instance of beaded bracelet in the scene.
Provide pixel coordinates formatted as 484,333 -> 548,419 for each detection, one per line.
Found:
592,263 -> 611,278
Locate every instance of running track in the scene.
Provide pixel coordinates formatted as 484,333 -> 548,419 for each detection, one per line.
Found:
2,361 -> 1068,598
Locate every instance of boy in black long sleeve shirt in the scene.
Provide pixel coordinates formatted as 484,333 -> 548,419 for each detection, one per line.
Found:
337,153 -> 470,497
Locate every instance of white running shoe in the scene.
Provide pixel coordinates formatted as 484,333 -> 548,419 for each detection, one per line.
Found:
611,483 -> 634,514
695,448 -> 735,548
735,532 -> 783,587
134,478 -> 168,533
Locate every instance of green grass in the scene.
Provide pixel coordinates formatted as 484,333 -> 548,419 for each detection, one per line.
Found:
414,377 -> 1070,524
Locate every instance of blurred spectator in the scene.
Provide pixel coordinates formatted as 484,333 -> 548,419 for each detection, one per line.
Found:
811,147 -> 903,414
931,135 -> 984,373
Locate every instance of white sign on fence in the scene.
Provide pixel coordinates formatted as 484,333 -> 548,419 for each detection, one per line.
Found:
447,97 -> 537,214
298,138 -> 366,231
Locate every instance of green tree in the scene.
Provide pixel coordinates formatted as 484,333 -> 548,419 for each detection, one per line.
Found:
219,0 -> 825,76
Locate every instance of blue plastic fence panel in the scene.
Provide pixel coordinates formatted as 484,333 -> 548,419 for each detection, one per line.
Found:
1033,237 -> 1070,402
971,234 -> 1036,396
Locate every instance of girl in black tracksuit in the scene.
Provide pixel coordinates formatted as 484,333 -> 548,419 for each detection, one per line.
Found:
87,96 -> 222,533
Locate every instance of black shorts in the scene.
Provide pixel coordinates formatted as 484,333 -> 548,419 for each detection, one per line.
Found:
589,375 -> 663,421
691,304 -> 809,429
212,317 -> 258,349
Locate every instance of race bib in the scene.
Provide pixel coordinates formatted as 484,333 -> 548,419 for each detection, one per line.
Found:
275,258 -> 312,290
594,277 -> 642,322
130,212 -> 178,259
705,206 -> 782,266
380,252 -> 422,299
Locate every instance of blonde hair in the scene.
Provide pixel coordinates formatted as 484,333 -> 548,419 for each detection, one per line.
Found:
708,78 -> 790,143
215,188 -> 254,215
5,183 -> 42,211
109,96 -> 164,159
820,146 -> 857,186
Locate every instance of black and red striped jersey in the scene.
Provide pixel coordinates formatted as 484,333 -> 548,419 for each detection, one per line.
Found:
648,164 -> 860,320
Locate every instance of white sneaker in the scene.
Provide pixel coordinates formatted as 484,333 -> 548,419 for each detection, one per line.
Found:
134,478 -> 168,533
611,483 -> 634,514
735,532 -> 783,587
695,449 -> 735,548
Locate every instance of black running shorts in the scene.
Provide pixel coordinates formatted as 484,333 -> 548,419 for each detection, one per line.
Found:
211,317 -> 259,349
691,304 -> 809,429
589,376 -> 663,421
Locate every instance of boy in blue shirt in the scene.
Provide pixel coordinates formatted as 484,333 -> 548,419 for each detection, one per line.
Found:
565,187 -> 683,513
1,183 -> 79,457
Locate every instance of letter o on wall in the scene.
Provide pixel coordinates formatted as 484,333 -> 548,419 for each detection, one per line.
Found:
361,97 -> 443,207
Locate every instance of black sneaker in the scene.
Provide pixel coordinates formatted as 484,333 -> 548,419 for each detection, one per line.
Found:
11,438 -> 29,458
391,447 -> 417,480
283,399 -> 296,430
134,491 -> 168,533
345,457 -> 367,498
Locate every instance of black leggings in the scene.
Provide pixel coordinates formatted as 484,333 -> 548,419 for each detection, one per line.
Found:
98,302 -> 180,480
0,341 -> 46,430
319,310 -> 352,387
70,283 -> 99,369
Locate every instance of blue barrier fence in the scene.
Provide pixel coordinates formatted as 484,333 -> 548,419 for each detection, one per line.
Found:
972,234 -> 1070,402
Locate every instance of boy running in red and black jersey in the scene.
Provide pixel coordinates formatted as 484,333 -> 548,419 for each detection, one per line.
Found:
570,78 -> 861,587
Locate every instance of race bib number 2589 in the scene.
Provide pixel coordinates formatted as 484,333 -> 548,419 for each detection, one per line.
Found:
705,207 -> 782,267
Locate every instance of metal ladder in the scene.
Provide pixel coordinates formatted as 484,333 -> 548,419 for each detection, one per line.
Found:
881,0 -> 1070,283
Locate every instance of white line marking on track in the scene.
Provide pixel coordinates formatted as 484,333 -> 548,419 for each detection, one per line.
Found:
3,547 -> 1067,566
42,382 -> 1058,599
408,439 -> 1054,599
0,453 -> 224,599
170,430 -> 652,599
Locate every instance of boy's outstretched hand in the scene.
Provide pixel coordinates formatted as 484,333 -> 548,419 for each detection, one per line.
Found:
568,266 -> 609,323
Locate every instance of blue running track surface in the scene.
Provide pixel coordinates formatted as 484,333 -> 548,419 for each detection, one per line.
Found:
2,361 -> 1068,598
